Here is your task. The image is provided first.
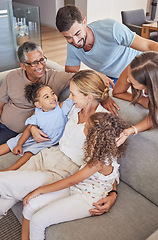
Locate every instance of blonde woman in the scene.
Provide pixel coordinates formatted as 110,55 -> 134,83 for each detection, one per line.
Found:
0,70 -> 117,236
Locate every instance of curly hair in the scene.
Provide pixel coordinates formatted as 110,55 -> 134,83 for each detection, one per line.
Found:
25,82 -> 46,104
84,112 -> 127,167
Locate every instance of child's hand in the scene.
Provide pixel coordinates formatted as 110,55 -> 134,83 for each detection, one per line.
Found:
23,189 -> 40,206
12,145 -> 23,155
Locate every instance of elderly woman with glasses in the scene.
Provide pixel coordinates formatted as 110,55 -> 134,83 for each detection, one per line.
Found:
0,41 -> 73,144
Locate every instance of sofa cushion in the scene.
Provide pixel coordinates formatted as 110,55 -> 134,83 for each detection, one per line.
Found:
111,95 -> 149,125
120,129 -> 158,206
44,182 -> 158,240
11,181 -> 158,240
0,69 -> 14,86
111,96 -> 158,206
146,229 -> 158,240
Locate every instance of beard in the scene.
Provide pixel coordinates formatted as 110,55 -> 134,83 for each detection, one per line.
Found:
70,32 -> 87,49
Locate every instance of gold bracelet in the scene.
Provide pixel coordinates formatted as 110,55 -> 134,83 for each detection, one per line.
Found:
131,126 -> 138,135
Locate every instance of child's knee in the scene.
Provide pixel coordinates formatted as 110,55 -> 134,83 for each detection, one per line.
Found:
23,203 -> 36,220
30,212 -> 46,240
0,198 -> 17,217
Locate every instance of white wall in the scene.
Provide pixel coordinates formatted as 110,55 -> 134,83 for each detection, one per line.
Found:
155,4 -> 158,19
13,0 -> 149,27
85,0 -> 148,23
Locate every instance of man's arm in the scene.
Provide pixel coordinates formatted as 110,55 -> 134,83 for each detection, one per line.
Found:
65,65 -> 80,73
131,34 -> 158,52
31,125 -> 50,143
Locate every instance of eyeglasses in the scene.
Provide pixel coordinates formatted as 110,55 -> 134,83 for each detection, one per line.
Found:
25,56 -> 47,67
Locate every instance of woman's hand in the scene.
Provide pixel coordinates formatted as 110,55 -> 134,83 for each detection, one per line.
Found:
116,127 -> 135,147
115,131 -> 129,147
89,192 -> 117,216
31,125 -> 50,143
12,145 -> 23,155
23,188 -> 41,206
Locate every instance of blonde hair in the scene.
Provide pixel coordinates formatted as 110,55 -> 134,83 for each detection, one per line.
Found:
71,70 -> 109,102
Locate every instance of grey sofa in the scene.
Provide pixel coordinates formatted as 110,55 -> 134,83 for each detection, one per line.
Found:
0,61 -> 158,240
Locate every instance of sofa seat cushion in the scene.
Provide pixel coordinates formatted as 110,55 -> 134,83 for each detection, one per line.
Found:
11,181 -> 158,240
146,229 -> 158,240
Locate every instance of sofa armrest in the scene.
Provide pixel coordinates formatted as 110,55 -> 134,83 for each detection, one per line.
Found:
0,69 -> 14,87
46,60 -> 64,71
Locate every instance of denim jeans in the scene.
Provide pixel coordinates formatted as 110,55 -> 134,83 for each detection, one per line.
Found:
108,76 -> 118,87
0,122 -> 18,145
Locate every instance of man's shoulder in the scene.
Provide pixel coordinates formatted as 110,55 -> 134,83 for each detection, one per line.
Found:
6,68 -> 23,79
89,18 -> 118,29
45,68 -> 72,80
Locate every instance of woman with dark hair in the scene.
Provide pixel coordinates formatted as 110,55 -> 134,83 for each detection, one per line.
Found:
113,51 -> 158,146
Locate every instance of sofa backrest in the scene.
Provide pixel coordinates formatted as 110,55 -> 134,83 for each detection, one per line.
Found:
0,60 -> 65,87
113,95 -> 158,206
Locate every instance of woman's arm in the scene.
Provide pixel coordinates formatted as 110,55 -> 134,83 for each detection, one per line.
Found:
113,65 -> 131,100
116,115 -> 152,147
23,163 -> 102,206
113,66 -> 148,108
12,125 -> 32,155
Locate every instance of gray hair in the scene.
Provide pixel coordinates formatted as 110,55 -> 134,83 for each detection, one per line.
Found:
17,41 -> 43,63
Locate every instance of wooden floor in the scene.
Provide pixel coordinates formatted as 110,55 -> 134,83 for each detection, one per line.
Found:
41,25 -> 67,67
41,25 -> 87,70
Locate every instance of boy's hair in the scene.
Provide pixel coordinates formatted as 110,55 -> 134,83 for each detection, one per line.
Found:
130,51 -> 158,127
56,5 -> 83,32
17,41 -> 43,63
25,82 -> 46,104
71,70 -> 109,103
84,112 -> 127,166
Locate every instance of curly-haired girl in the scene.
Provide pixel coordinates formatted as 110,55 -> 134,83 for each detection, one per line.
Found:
22,112 -> 127,240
